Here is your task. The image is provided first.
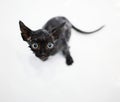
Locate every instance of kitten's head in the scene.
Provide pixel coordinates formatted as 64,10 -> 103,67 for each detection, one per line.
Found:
19,21 -> 65,61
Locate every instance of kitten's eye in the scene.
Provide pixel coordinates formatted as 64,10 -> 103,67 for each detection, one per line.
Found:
31,43 -> 39,49
47,42 -> 54,49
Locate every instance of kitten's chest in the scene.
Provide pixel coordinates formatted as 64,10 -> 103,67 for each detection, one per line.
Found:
50,38 -> 64,55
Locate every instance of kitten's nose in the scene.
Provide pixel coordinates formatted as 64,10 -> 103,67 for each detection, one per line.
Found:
41,52 -> 46,56
40,53 -> 48,61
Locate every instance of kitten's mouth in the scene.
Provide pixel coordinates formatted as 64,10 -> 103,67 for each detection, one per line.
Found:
40,56 -> 48,61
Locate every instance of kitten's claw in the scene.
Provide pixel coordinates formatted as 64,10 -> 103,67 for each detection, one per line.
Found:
66,56 -> 74,65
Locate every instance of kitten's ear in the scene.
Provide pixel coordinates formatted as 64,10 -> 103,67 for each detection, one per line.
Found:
19,21 -> 32,41
51,22 -> 66,39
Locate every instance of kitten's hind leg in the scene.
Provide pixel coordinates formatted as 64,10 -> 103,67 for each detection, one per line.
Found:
62,41 -> 73,65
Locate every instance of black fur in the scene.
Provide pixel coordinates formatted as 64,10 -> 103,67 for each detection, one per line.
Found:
19,16 -> 104,65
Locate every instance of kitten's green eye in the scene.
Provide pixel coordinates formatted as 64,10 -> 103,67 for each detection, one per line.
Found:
31,43 -> 39,49
47,42 -> 54,49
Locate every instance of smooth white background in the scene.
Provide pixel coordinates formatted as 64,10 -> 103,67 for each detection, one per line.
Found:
0,0 -> 120,102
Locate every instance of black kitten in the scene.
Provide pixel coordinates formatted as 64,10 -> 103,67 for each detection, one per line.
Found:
19,16 -> 104,65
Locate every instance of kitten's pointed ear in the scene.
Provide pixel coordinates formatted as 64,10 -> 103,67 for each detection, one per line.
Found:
51,22 -> 66,39
19,21 -> 32,41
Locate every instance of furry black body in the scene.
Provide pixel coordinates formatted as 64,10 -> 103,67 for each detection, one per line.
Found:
19,16 -> 104,65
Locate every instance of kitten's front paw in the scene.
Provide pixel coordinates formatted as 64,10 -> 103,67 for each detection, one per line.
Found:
66,55 -> 74,65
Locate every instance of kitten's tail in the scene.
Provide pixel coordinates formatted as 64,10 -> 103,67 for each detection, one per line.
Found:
72,24 -> 104,34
